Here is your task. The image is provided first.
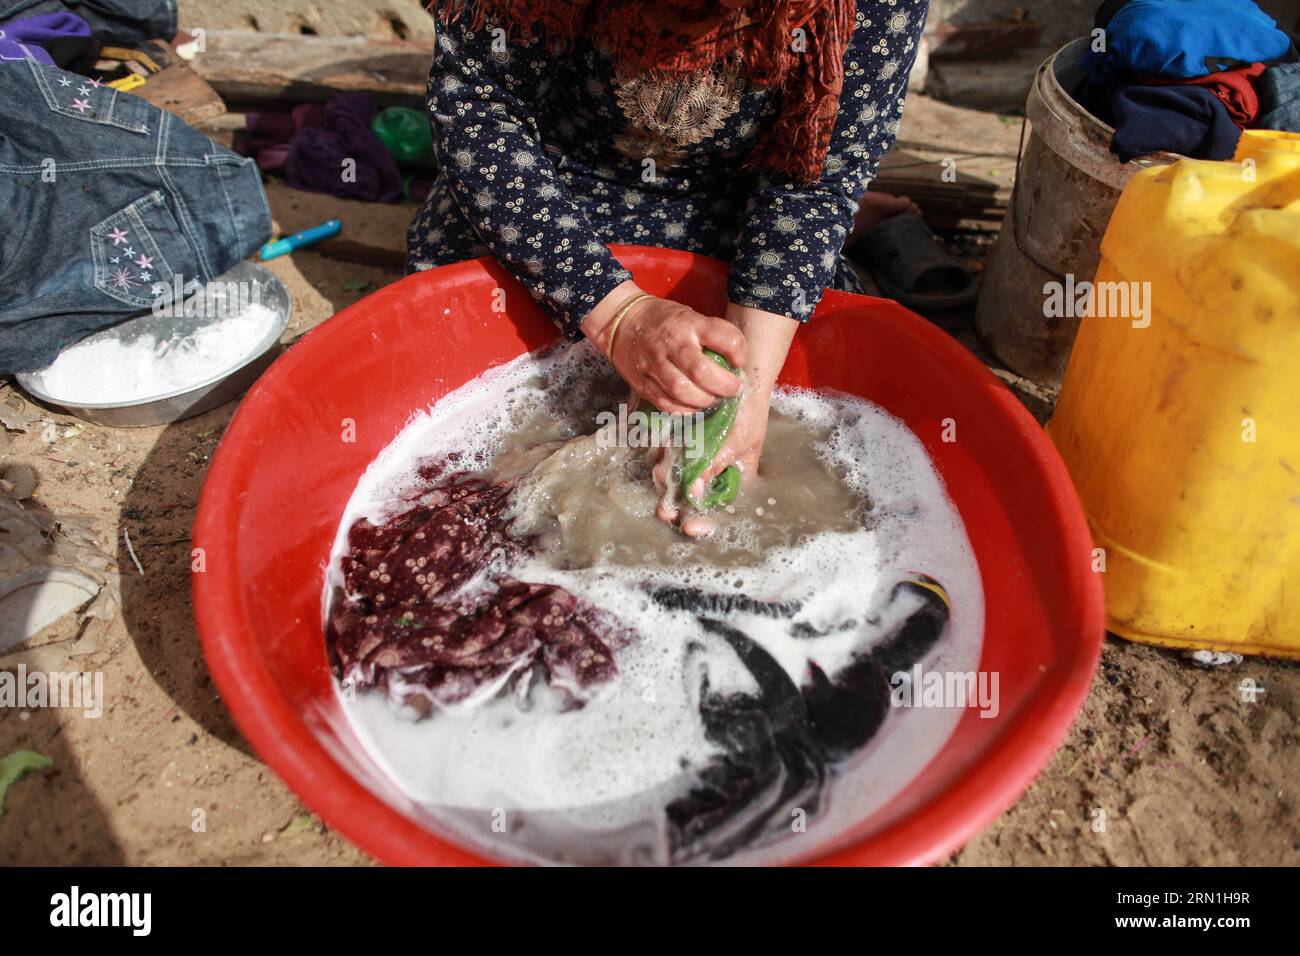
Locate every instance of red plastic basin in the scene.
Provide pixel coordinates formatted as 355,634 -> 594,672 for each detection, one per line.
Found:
192,246 -> 1104,866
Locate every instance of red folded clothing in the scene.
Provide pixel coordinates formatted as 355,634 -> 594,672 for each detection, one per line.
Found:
1141,63 -> 1267,128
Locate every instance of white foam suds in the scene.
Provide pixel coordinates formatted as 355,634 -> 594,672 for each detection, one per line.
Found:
31,304 -> 278,404
326,341 -> 985,866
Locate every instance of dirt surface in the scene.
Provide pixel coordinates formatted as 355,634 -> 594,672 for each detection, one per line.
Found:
954,643 -> 1299,866
2,94 -> 1298,867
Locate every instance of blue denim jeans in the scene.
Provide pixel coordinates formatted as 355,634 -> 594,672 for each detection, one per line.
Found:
0,55 -> 271,373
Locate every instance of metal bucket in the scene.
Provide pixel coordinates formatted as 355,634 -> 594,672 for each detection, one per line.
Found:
16,261 -> 291,427
975,37 -> 1179,388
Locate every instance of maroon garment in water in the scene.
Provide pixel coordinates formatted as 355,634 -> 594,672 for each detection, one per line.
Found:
327,467 -> 630,715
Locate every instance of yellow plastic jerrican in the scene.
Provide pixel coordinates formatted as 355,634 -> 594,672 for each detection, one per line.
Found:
1235,129 -> 1300,163
1048,151 -> 1300,659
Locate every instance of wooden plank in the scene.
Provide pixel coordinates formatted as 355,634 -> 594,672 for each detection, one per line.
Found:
128,41 -> 227,127
190,31 -> 430,107
874,149 -> 1009,227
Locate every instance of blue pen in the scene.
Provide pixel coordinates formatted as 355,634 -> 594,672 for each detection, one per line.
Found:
260,219 -> 343,260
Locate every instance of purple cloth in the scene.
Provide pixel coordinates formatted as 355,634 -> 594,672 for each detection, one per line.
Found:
327,464 -> 631,716
0,11 -> 90,66
239,93 -> 403,203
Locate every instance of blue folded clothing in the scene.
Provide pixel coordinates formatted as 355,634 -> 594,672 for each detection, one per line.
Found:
1084,0 -> 1292,79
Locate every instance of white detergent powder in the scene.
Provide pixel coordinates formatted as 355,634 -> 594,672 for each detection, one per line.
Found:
32,305 -> 278,404
325,342 -> 986,866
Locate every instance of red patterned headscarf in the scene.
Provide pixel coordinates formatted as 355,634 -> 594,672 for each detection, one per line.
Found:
434,0 -> 856,183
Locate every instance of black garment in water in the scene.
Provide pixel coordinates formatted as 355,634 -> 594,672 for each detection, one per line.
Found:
649,585 -> 802,621
666,577 -> 952,864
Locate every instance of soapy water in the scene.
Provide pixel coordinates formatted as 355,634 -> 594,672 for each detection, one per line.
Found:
326,341 -> 984,865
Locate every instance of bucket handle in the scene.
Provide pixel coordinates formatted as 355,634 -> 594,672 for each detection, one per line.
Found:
1009,115 -> 1073,283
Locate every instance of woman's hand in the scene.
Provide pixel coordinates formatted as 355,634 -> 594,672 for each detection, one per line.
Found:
689,304 -> 800,496
686,382 -> 772,500
582,282 -> 748,414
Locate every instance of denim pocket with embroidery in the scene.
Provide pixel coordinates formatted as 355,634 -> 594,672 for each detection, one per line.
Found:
90,192 -> 185,309
28,56 -> 151,134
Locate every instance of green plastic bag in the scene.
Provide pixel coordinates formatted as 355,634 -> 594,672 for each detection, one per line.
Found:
372,106 -> 435,167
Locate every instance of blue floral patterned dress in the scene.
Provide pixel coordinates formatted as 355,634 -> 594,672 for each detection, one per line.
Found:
406,0 -> 928,337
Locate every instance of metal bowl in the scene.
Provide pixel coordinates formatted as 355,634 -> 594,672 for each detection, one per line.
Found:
16,261 -> 291,427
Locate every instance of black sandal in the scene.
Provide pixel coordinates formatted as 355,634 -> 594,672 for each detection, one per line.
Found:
854,213 -> 979,311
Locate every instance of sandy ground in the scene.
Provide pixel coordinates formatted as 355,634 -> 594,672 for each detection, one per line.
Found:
3,236 -> 1297,867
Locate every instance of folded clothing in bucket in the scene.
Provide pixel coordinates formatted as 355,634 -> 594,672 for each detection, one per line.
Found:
1142,62 -> 1267,128
0,56 -> 271,374
1109,83 -> 1243,161
1258,63 -> 1300,132
1084,0 -> 1293,79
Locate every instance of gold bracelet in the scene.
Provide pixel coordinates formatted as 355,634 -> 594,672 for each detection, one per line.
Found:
606,291 -> 650,358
